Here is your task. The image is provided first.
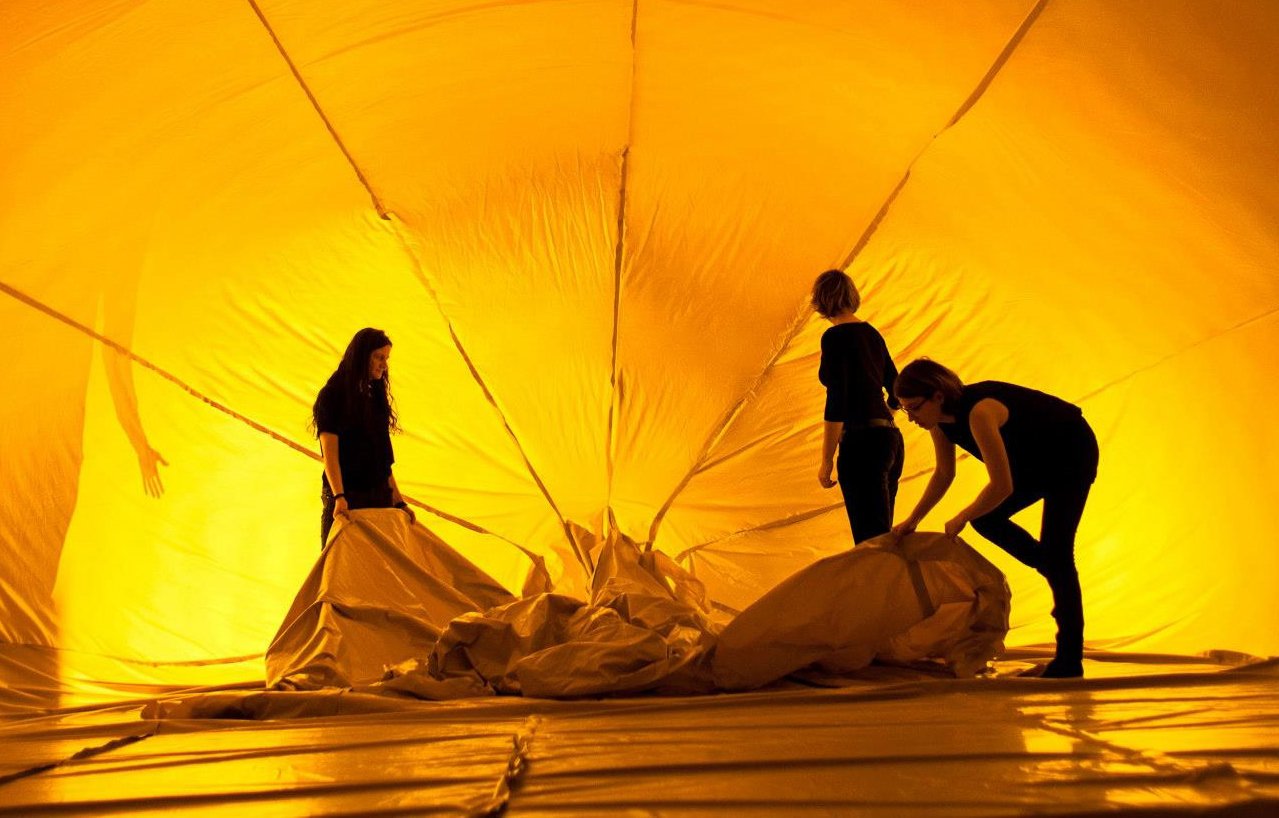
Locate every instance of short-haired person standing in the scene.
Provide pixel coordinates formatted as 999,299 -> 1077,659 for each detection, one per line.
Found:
891,359 -> 1099,678
311,327 -> 415,547
811,269 -> 904,544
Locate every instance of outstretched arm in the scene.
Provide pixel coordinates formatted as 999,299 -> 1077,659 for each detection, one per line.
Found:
102,344 -> 167,498
892,427 -> 956,538
388,472 -> 415,524
945,398 -> 1013,538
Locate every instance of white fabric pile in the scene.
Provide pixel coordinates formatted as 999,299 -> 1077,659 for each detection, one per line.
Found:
267,510 -> 1009,697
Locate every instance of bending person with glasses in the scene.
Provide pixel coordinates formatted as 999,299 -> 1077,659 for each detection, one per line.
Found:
811,269 -> 904,544
890,358 -> 1099,678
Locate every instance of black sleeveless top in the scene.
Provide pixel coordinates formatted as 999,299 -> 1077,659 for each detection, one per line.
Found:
818,322 -> 899,424
938,381 -> 1092,488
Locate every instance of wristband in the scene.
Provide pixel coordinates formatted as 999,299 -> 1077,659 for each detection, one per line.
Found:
333,492 -> 346,501
394,501 -> 408,509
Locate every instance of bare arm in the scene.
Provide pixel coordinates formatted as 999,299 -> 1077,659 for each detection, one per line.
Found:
101,272 -> 165,499
893,426 -> 956,537
388,472 -> 416,523
102,345 -> 168,497
819,420 -> 843,488
319,432 -> 349,519
945,398 -> 1013,538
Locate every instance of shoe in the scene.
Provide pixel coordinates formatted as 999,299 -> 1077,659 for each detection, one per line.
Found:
1039,657 -> 1083,679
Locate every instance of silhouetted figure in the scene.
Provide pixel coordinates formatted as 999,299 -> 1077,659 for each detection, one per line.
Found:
811,269 -> 904,543
891,359 -> 1099,678
0,272 -> 165,709
312,328 -> 414,547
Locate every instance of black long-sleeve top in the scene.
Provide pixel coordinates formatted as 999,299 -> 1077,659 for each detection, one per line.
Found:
818,321 -> 899,424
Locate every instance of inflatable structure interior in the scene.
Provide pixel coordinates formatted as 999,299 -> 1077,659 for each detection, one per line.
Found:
2,0 -> 1277,814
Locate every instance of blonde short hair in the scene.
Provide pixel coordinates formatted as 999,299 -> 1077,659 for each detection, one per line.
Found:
810,269 -> 861,318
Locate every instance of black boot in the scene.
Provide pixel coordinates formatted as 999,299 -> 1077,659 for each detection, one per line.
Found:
1040,655 -> 1083,678
1038,562 -> 1084,678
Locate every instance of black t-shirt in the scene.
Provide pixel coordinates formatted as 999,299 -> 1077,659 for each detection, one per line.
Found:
818,322 -> 899,424
315,381 -> 395,493
938,381 -> 1089,488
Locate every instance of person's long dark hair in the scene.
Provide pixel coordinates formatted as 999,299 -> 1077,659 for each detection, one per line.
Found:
311,327 -> 400,435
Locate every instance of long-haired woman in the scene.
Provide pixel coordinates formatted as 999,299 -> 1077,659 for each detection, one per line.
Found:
312,327 -> 414,546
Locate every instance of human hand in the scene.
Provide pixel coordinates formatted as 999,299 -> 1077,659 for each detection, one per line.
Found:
334,496 -> 350,521
888,517 -> 918,543
136,447 -> 168,498
818,460 -> 836,489
398,502 -> 416,525
944,514 -> 968,539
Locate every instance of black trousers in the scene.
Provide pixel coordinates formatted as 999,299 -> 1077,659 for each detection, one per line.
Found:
837,425 -> 905,544
969,422 -> 1099,660
320,483 -> 394,548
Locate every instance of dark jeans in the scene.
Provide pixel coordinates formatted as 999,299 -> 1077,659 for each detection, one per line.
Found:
837,425 -> 905,544
320,483 -> 394,548
969,421 -> 1099,660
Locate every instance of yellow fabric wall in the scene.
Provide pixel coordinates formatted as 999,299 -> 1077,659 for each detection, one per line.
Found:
2,0 -> 1277,688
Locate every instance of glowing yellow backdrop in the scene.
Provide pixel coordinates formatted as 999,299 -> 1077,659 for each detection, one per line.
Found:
2,0 -> 1277,693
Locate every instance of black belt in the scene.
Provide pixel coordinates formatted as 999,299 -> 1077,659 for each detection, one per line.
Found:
844,418 -> 895,430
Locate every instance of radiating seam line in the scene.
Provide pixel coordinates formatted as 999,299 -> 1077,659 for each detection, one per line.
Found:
695,422 -> 807,475
0,732 -> 153,788
647,299 -> 813,545
0,279 -> 523,550
0,280 -> 316,458
647,0 -> 1052,547
245,0 -> 389,218
1072,303 -> 1279,406
679,302 -> 1279,556
469,715 -> 541,817
836,0 -> 1049,273
675,501 -> 845,561
605,0 -> 640,542
381,221 -> 584,567
943,0 -> 1050,130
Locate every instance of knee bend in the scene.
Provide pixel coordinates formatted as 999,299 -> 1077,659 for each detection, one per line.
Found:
969,514 -> 1007,539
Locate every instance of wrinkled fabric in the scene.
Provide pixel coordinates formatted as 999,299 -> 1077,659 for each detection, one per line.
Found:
266,511 -> 1008,697
266,510 -> 516,689
713,532 -> 1011,690
422,529 -> 721,697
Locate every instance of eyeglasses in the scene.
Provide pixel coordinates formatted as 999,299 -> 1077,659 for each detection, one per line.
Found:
900,397 -> 930,416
